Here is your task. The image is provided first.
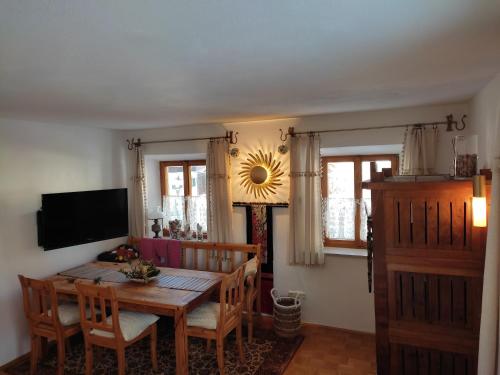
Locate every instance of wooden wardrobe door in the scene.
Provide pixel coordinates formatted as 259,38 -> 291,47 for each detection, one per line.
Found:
367,180 -> 487,375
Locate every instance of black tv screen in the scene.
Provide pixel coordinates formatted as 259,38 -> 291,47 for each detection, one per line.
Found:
38,188 -> 128,251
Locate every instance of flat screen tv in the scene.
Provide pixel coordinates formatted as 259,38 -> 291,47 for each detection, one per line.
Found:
38,188 -> 128,251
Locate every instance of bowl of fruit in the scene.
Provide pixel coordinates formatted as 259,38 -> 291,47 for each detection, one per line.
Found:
119,259 -> 160,284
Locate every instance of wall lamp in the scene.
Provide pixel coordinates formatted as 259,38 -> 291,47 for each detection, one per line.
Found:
472,175 -> 487,227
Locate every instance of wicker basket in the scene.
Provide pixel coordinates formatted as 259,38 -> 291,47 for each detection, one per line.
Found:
271,288 -> 301,338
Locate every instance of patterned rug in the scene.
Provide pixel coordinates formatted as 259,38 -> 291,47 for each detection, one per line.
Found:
6,319 -> 303,375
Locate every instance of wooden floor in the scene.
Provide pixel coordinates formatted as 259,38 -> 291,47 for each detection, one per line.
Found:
284,324 -> 377,375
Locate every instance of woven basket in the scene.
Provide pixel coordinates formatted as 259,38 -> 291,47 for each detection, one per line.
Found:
271,288 -> 301,338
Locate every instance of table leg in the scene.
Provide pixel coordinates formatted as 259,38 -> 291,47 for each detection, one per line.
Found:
174,308 -> 189,375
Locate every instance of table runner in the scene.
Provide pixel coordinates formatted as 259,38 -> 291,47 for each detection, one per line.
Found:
59,264 -> 219,292
59,265 -> 128,283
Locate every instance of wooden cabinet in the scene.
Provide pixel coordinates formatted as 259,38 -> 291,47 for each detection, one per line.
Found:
364,178 -> 488,375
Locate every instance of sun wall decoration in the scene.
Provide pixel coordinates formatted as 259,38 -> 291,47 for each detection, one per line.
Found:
238,150 -> 284,199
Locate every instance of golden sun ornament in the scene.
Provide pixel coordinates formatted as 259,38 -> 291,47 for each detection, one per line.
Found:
238,150 -> 284,199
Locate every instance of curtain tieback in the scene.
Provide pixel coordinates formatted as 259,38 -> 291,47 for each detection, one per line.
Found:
289,171 -> 321,177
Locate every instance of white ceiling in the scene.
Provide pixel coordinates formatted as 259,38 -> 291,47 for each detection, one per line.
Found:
0,1 -> 499,129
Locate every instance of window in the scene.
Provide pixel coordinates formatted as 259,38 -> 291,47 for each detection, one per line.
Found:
322,155 -> 398,248
159,160 -> 207,230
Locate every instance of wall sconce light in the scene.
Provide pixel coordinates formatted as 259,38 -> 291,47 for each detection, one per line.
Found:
278,144 -> 289,155
230,147 -> 240,158
472,175 -> 487,227
278,127 -> 293,154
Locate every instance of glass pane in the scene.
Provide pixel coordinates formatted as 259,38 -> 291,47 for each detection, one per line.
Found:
167,166 -> 185,196
326,162 -> 355,240
360,160 -> 392,240
361,160 -> 392,182
190,165 -> 207,197
187,165 -> 207,231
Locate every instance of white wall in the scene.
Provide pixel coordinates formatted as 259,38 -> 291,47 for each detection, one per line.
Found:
0,119 -> 127,366
123,101 -> 469,334
470,73 -> 500,167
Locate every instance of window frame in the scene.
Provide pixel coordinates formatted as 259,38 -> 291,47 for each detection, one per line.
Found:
159,160 -> 206,198
159,160 -> 206,220
321,154 -> 399,249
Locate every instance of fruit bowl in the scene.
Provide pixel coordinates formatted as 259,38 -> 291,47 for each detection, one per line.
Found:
119,259 -> 160,284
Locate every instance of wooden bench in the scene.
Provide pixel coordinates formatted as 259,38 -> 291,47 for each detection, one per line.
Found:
128,238 -> 262,342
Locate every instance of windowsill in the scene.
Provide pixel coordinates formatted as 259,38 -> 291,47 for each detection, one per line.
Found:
324,247 -> 368,257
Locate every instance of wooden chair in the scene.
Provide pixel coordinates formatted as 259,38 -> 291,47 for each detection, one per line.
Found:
75,282 -> 159,375
243,256 -> 260,343
186,265 -> 246,375
18,275 -> 82,375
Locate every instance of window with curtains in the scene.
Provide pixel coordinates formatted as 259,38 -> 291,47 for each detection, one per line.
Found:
322,154 -> 398,248
159,160 -> 207,230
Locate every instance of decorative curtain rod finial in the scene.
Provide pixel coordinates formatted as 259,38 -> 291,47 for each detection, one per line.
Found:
445,114 -> 467,132
279,126 -> 295,143
458,114 -> 467,131
126,138 -> 141,150
225,130 -> 239,144
126,138 -> 134,150
279,128 -> 287,142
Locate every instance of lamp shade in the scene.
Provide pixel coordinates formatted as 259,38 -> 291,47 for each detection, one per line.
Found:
472,175 -> 487,227
472,197 -> 487,227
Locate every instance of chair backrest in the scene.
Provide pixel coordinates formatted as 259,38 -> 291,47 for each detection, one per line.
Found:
244,256 -> 260,278
219,264 -> 245,325
18,275 -> 60,329
75,282 -> 123,341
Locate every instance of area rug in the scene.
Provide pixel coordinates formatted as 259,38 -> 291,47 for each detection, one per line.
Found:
5,319 -> 303,375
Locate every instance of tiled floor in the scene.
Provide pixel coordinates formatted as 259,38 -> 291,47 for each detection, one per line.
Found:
284,324 -> 377,375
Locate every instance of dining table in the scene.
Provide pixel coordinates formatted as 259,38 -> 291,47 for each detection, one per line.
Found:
47,261 -> 225,375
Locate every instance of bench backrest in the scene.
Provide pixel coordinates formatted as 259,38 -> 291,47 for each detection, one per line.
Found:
129,237 -> 261,272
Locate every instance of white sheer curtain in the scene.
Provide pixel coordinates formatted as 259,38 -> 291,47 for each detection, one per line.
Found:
289,134 -> 324,266
478,159 -> 500,374
401,125 -> 440,175
131,146 -> 148,238
162,196 -> 185,224
186,195 -> 207,230
162,195 -> 207,231
207,139 -> 233,242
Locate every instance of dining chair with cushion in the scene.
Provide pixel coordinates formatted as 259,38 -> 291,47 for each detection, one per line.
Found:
243,256 -> 260,343
18,275 -> 82,375
186,264 -> 246,375
75,282 -> 159,375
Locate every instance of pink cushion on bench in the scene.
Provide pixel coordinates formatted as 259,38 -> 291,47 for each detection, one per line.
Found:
139,238 -> 182,268
166,239 -> 182,268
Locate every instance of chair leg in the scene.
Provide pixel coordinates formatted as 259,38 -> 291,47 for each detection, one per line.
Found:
29,335 -> 39,375
150,324 -> 158,371
40,337 -> 49,358
117,347 -> 126,375
236,323 -> 244,362
56,338 -> 66,375
206,339 -> 211,351
65,337 -> 72,354
247,307 -> 254,344
84,341 -> 93,375
256,287 -> 262,315
216,338 -> 225,375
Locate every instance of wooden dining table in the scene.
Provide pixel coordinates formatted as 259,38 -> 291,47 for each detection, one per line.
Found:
47,261 -> 225,375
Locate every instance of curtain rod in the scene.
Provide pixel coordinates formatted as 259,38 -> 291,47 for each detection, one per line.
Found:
279,114 -> 466,142
126,130 -> 238,150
